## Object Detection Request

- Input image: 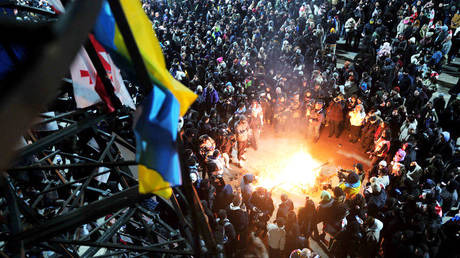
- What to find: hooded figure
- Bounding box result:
[241,174,255,206]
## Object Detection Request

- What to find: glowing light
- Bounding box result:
[255,150,322,195]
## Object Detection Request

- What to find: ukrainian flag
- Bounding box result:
[93,0,196,198]
[134,86,180,198]
[93,0,196,117]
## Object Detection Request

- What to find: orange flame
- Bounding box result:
[255,150,322,194]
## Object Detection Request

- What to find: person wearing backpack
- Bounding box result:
[215,209,237,258]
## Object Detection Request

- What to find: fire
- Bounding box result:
[255,150,322,195]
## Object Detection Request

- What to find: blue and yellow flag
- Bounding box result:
[93,0,196,117]
[93,0,196,198]
[134,86,180,198]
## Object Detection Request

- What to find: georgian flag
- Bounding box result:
[70,34,135,111]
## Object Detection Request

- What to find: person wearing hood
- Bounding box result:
[241,174,255,207]
[316,190,348,241]
[202,83,220,112]
[431,131,455,160]
[298,196,317,241]
[344,16,357,48]
[214,183,234,212]
[405,161,423,186]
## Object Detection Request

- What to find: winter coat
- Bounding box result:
[276,199,295,220]
[215,218,236,245]
[326,101,344,122]
[227,203,249,233]
[203,87,219,106]
[366,218,383,241]
[234,119,250,142]
[399,120,417,142]
[316,199,337,225]
[286,222,301,253]
[215,184,234,212]
[248,192,275,218]
[240,174,254,204]
[406,163,422,183]
[267,223,286,250]
[367,190,387,215]
[345,18,356,32]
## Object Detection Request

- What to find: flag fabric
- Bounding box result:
[93,0,197,117]
[89,34,135,110]
[134,86,181,199]
[69,35,135,111]
[70,47,110,110]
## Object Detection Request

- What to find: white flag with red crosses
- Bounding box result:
[69,35,135,110]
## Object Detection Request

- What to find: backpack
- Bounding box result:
[215,220,233,244]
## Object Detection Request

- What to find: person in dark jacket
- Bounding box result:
[298,197,317,243]
[326,95,344,138]
[361,115,381,152]
[202,83,219,112]
[214,184,234,213]
[285,210,301,256]
[366,183,387,217]
[215,209,237,257]
[227,195,249,250]
[276,193,294,220]
[248,187,275,236]
[325,27,339,55]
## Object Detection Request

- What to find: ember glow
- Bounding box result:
[255,150,322,195]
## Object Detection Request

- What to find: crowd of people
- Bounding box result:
[141,0,460,257]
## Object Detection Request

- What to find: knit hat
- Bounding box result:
[320,190,331,202]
